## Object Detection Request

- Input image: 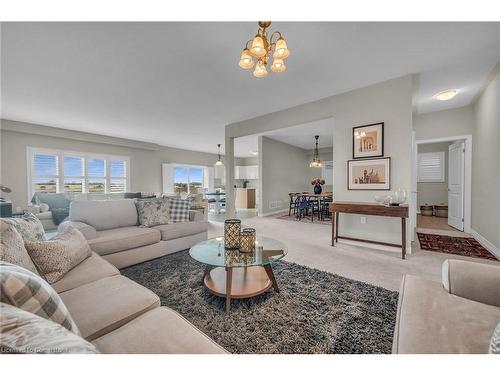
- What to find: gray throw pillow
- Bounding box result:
[1,212,46,242]
[135,198,170,227]
[24,227,91,284]
[168,198,191,223]
[0,303,98,354]
[490,322,500,354]
[0,222,39,275]
[0,262,80,334]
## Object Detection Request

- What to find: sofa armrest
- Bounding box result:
[189,210,204,222]
[442,259,500,307]
[58,221,98,240]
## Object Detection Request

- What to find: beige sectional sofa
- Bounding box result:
[393,259,500,354]
[60,199,208,269]
[51,251,226,353]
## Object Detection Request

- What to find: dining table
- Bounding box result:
[293,192,333,221]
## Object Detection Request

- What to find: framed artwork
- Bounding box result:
[352,122,384,159]
[347,157,390,190]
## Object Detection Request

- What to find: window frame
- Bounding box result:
[417,151,445,183]
[172,163,205,194]
[27,147,130,201]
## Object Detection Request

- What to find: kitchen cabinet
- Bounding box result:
[235,188,256,209]
[234,165,259,180]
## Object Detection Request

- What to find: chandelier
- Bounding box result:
[238,21,290,78]
[309,135,322,168]
[214,144,223,166]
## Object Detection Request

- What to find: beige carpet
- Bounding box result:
[208,216,497,292]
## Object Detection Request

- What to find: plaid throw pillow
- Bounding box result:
[168,198,191,223]
[0,262,80,335]
[1,303,98,354]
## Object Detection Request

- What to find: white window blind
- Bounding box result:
[28,147,130,199]
[418,152,445,182]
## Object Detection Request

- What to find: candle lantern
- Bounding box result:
[224,219,241,250]
[239,228,256,253]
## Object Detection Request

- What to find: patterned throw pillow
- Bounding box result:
[135,198,170,227]
[490,322,500,354]
[168,198,191,223]
[24,228,91,284]
[0,222,39,275]
[1,212,46,242]
[0,303,98,354]
[0,262,80,334]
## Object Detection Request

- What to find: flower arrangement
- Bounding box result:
[311,178,325,186]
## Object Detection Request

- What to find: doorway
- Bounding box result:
[412,135,472,235]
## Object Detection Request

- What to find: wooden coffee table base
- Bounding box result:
[203,266,278,312]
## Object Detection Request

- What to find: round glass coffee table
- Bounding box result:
[189,236,287,312]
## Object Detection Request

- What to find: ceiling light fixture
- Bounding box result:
[214,144,223,166]
[309,135,322,168]
[250,150,258,156]
[239,21,290,78]
[434,90,458,101]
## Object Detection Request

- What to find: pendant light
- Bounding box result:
[214,144,223,166]
[309,135,322,168]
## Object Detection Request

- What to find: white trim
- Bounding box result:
[414,134,472,234]
[470,229,500,260]
[27,146,130,201]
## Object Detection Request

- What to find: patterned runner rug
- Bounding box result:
[417,232,498,261]
[122,250,398,354]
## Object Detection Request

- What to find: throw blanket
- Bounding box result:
[31,193,71,225]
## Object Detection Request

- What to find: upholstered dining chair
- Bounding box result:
[288,192,300,216]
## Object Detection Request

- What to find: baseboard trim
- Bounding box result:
[470,229,500,260]
[261,209,288,217]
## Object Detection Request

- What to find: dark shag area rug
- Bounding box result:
[121,250,398,354]
[417,232,498,261]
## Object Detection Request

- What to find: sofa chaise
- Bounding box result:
[51,251,225,353]
[59,199,208,269]
[393,259,500,353]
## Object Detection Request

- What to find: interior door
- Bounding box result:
[448,141,465,231]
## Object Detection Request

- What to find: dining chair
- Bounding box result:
[295,195,314,222]
[288,193,299,216]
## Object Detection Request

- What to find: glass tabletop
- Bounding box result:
[189,236,287,268]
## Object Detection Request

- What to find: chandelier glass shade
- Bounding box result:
[239,21,290,78]
[309,135,322,168]
[214,144,223,166]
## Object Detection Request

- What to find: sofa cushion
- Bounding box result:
[88,226,161,256]
[1,212,46,242]
[25,227,92,284]
[0,262,80,334]
[0,303,98,354]
[153,220,208,241]
[92,307,226,354]
[393,275,500,354]
[0,222,39,275]
[51,252,120,293]
[70,199,138,231]
[36,211,53,220]
[59,275,160,341]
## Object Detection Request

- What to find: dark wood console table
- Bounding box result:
[329,201,409,259]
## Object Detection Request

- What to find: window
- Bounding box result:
[173,165,204,194]
[418,152,445,182]
[28,148,129,199]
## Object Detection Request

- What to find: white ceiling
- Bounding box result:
[2,22,499,157]
[235,118,334,157]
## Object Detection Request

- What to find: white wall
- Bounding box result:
[227,75,414,246]
[259,136,312,215]
[0,119,221,209]
[471,64,500,249]
[416,142,452,208]
[414,105,475,140]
